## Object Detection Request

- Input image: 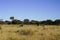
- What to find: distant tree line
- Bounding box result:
[0,16,60,25]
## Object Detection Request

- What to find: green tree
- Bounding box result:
[23,19,30,24]
[12,19,22,24]
[10,16,14,21]
[40,21,46,25]
[45,20,53,25]
[54,19,60,25]
[5,20,11,24]
[40,20,53,25]
[30,20,39,25]
[10,16,14,24]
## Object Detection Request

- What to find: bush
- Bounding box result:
[17,29,33,35]
[19,24,23,27]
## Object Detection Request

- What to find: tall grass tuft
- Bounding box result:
[0,26,2,30]
[17,29,33,35]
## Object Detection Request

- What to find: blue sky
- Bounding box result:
[0,0,60,21]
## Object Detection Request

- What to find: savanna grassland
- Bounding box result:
[0,25,60,40]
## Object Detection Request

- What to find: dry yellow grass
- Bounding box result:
[0,25,60,40]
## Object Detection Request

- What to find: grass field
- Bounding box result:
[0,25,60,40]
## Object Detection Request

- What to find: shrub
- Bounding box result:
[17,29,33,35]
[19,24,23,27]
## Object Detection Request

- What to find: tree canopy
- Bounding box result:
[0,16,60,25]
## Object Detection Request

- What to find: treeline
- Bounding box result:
[0,16,60,25]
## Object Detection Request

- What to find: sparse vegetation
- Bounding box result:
[0,17,60,40]
[0,25,60,40]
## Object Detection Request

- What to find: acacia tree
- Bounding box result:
[10,16,14,24]
[10,16,14,20]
